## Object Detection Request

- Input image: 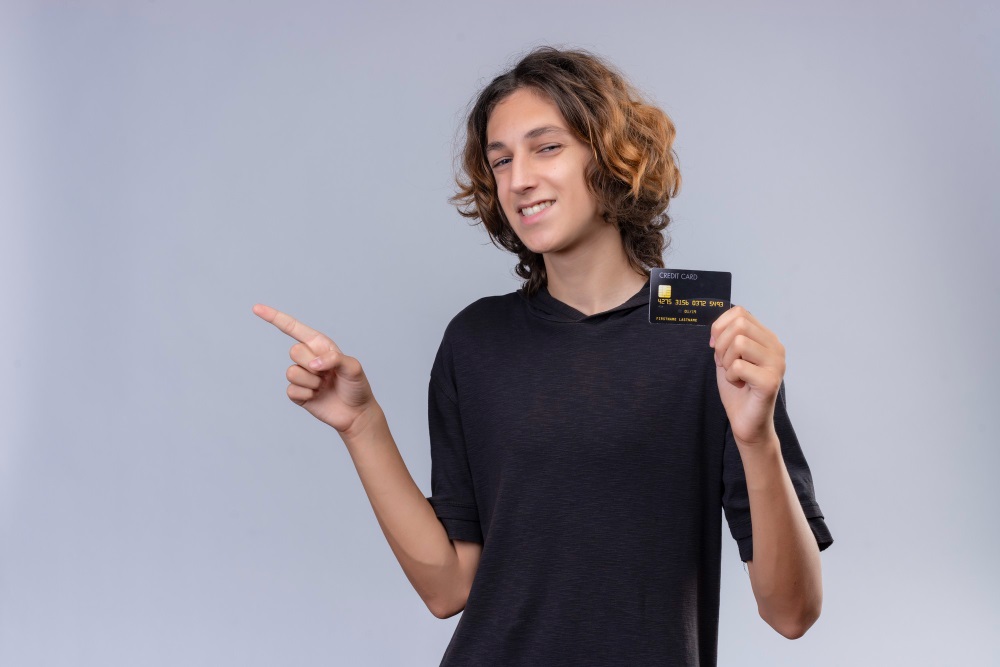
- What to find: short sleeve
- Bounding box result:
[722,383,834,562]
[425,342,483,544]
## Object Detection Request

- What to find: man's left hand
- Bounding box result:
[709,306,786,448]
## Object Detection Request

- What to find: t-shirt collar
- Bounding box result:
[523,279,650,323]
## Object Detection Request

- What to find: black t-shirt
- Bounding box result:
[426,282,832,666]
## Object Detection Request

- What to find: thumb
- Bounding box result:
[308,349,364,379]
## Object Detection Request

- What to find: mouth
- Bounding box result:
[518,200,554,217]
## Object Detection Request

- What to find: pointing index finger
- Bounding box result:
[253,303,327,347]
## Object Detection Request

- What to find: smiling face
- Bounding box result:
[485,87,606,258]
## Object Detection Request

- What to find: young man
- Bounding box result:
[256,47,832,666]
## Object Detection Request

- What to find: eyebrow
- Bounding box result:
[485,125,567,154]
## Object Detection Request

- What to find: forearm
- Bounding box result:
[740,434,823,639]
[340,403,468,617]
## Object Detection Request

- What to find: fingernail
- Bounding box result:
[309,358,322,369]
[709,335,715,347]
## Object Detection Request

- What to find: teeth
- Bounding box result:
[520,201,553,216]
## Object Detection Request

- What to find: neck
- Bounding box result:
[542,224,648,316]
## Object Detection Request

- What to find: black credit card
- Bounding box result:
[649,268,732,326]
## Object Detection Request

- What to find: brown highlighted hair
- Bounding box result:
[451,46,681,296]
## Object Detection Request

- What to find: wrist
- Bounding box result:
[340,401,387,447]
[734,426,780,453]
[736,435,789,493]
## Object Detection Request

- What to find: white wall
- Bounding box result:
[2,0,998,664]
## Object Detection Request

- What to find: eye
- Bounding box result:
[539,144,562,153]
[491,157,511,169]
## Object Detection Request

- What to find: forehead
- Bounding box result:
[486,88,568,142]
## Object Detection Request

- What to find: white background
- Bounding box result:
[2,1,997,664]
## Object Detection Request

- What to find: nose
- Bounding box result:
[509,153,537,194]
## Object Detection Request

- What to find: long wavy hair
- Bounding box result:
[451,47,681,296]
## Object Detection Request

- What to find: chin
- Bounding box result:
[520,241,558,257]
[513,230,559,256]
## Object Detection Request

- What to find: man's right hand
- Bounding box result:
[254,304,481,618]
[253,304,377,437]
